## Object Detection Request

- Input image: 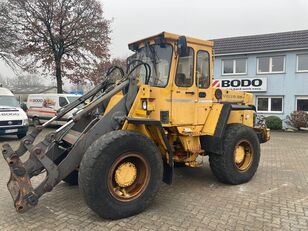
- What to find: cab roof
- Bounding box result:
[128,32,214,51]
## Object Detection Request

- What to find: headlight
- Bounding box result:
[142,100,147,110]
[23,119,29,126]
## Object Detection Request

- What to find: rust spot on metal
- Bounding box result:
[34,148,41,155]
[35,126,43,132]
[4,151,36,213]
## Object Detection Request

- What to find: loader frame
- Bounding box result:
[2,32,270,216]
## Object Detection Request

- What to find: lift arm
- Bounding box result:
[1,68,140,213]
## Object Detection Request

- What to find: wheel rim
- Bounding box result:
[108,152,150,202]
[233,140,254,172]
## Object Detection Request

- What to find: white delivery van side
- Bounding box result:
[27,94,80,126]
[0,87,29,138]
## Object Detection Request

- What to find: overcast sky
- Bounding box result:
[1,0,308,79]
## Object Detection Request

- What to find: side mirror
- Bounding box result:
[20,103,28,112]
[177,36,188,57]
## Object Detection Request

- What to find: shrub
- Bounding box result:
[265,116,282,130]
[286,111,308,130]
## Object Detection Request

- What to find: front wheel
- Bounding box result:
[17,132,27,139]
[79,130,163,219]
[209,124,260,185]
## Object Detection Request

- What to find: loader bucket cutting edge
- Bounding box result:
[3,144,37,213]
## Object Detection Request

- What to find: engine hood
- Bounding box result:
[0,106,28,120]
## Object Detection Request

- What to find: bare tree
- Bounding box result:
[3,0,111,93]
[89,57,127,85]
[111,58,127,71]
[0,2,20,69]
[15,74,46,87]
[0,73,7,87]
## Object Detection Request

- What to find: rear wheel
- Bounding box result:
[32,117,40,127]
[79,130,163,219]
[209,124,260,185]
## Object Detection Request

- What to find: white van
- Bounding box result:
[27,94,81,126]
[0,87,29,138]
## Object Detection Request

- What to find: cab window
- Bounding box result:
[175,48,194,87]
[128,44,173,87]
[59,97,68,107]
[196,51,210,88]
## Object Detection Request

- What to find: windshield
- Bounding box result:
[0,96,19,108]
[128,44,173,87]
[67,96,83,109]
[67,96,80,103]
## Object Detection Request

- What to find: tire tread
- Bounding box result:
[79,130,163,219]
[209,124,260,185]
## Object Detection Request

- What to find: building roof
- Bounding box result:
[213,30,308,56]
[10,86,58,94]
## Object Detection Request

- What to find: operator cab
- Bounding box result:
[128,32,213,90]
[127,32,214,126]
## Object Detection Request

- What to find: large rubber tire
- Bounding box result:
[79,130,163,219]
[209,124,260,185]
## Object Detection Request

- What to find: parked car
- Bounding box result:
[0,87,28,138]
[27,94,81,126]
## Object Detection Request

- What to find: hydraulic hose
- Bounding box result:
[127,60,151,84]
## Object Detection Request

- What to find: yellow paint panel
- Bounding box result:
[179,136,201,153]
[227,110,254,127]
[104,93,123,114]
[201,104,223,135]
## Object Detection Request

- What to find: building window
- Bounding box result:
[257,96,283,113]
[222,59,247,75]
[296,97,308,112]
[257,56,285,74]
[297,54,308,72]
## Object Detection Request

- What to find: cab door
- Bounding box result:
[196,50,212,125]
[171,48,197,125]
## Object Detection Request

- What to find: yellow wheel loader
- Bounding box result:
[2,32,270,219]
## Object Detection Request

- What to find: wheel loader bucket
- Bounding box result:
[1,66,138,214]
[3,144,37,213]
